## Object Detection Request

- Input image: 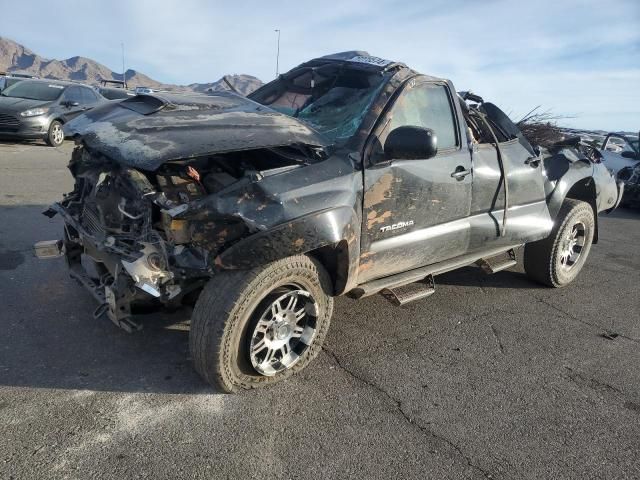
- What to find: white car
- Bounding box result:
[134,86,156,94]
[599,132,639,174]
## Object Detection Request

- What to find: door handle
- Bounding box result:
[451,166,472,180]
[525,156,541,167]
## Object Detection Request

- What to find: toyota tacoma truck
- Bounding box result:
[40,51,623,392]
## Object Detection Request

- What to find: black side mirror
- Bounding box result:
[384,126,438,160]
[62,100,79,107]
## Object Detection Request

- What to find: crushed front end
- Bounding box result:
[46,146,217,331]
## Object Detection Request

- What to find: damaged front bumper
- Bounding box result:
[39,199,208,332]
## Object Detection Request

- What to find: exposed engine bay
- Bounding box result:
[48,143,315,330]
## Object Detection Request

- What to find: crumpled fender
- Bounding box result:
[214,206,360,294]
[544,152,595,219]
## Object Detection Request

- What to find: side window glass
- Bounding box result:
[388,83,458,150]
[63,87,82,104]
[81,88,97,104]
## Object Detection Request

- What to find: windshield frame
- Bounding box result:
[0,80,66,101]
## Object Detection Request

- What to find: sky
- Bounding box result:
[1,0,638,131]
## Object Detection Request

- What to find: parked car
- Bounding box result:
[96,79,135,100]
[599,132,639,173]
[0,76,22,92]
[617,163,640,208]
[40,51,623,392]
[96,86,135,100]
[0,79,107,146]
[598,132,640,208]
[0,72,37,92]
[134,86,156,94]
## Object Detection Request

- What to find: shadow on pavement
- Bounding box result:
[436,264,545,290]
[0,204,218,395]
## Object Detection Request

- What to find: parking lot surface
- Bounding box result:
[1,140,639,479]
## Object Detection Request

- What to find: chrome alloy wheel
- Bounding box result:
[51,123,64,145]
[248,286,318,376]
[559,221,586,270]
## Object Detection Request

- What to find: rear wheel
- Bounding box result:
[46,120,64,147]
[524,199,595,287]
[189,255,333,392]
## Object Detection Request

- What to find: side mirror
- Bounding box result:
[384,126,438,160]
[621,151,639,160]
[62,100,79,108]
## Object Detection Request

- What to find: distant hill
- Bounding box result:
[0,36,263,95]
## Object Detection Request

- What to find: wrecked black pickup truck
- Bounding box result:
[40,51,623,392]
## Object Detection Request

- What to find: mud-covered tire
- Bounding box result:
[189,255,334,393]
[46,120,64,147]
[524,199,595,287]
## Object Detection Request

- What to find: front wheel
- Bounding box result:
[189,255,334,392]
[524,199,595,287]
[46,120,64,147]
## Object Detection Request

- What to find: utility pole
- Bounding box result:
[274,29,281,78]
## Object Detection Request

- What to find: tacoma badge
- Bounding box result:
[380,220,414,233]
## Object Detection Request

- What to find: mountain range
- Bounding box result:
[0,36,263,95]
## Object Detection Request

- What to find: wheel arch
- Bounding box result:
[549,175,599,244]
[214,206,360,295]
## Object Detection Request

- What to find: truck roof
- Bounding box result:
[307,51,443,82]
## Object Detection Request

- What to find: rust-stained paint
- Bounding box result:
[363,173,393,208]
[366,210,392,229]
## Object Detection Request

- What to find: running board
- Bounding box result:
[381,275,435,306]
[476,248,517,274]
[350,244,522,299]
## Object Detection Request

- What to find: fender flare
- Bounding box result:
[214,206,360,294]
[545,160,599,242]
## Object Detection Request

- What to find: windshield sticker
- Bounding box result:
[48,84,64,89]
[349,55,392,67]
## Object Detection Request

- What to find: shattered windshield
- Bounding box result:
[250,64,387,143]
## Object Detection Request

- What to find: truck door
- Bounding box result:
[359,79,472,283]
[467,103,552,251]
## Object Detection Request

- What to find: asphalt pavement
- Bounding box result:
[1,140,639,479]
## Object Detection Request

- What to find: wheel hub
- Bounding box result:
[248,288,318,376]
[273,321,291,341]
[559,221,586,270]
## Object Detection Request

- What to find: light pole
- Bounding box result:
[121,42,126,86]
[274,29,281,78]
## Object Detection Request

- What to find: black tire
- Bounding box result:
[524,199,595,287]
[189,255,334,393]
[46,120,64,147]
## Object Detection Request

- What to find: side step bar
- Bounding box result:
[476,248,517,274]
[381,275,435,306]
[351,244,522,299]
